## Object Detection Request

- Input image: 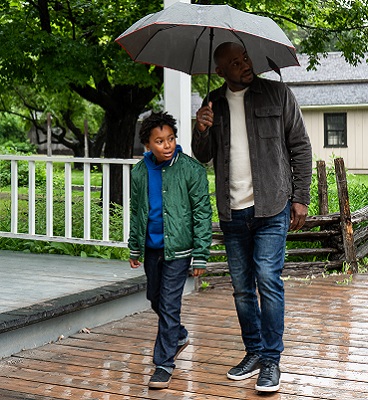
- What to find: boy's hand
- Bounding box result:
[192,268,206,277]
[195,101,213,132]
[129,258,141,268]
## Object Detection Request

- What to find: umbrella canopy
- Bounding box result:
[115,2,299,77]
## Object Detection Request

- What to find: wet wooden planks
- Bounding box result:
[0,274,367,399]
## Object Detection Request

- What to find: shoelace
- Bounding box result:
[237,354,258,368]
[259,362,277,379]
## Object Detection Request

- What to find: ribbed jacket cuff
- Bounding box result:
[192,258,207,269]
[129,250,140,259]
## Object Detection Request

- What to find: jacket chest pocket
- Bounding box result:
[254,106,282,139]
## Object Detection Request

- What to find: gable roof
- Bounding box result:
[263,52,368,107]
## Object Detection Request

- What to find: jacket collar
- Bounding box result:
[143,144,182,168]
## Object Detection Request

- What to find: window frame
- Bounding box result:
[324,112,347,148]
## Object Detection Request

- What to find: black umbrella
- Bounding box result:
[116,3,298,94]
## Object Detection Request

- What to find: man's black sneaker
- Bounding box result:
[255,360,281,392]
[174,339,189,360]
[148,368,172,389]
[227,353,261,380]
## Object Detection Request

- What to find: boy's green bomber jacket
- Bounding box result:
[128,152,213,269]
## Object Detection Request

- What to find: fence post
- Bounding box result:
[334,157,358,273]
[47,113,52,157]
[84,119,89,158]
[317,160,329,215]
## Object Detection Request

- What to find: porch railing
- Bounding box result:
[0,155,138,247]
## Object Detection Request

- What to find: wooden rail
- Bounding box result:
[205,157,368,285]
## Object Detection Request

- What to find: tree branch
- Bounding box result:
[256,11,368,33]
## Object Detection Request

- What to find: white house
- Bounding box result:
[192,52,368,174]
[265,52,368,174]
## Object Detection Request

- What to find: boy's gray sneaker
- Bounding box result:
[227,353,261,380]
[255,360,281,392]
[148,368,172,389]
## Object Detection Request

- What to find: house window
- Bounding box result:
[324,113,347,147]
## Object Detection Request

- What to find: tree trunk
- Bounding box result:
[104,109,138,205]
[70,70,163,206]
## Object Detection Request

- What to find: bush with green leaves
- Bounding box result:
[0,114,27,143]
[0,144,45,187]
[0,189,130,260]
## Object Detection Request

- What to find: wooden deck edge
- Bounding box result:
[0,275,147,334]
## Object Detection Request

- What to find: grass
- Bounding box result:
[0,163,367,265]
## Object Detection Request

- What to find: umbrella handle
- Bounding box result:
[206,27,214,105]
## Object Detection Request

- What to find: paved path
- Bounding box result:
[0,250,143,313]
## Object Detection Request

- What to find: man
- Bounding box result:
[192,42,312,393]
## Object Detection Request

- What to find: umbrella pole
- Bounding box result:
[206,27,214,105]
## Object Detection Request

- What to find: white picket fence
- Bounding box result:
[0,155,138,247]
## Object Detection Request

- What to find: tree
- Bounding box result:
[0,0,164,204]
[224,0,368,69]
[0,85,106,158]
[1,0,368,204]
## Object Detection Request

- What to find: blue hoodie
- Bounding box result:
[143,145,182,249]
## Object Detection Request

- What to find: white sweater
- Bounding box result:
[226,87,254,210]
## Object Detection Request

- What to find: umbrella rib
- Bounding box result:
[133,25,178,62]
[229,30,247,50]
[189,26,208,74]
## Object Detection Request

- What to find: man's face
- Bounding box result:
[215,44,254,92]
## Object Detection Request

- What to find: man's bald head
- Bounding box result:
[213,42,246,66]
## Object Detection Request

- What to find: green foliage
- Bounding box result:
[309,157,368,215]
[0,140,37,154]
[0,145,45,187]
[200,280,211,290]
[0,113,27,142]
[226,0,368,69]
[0,189,130,259]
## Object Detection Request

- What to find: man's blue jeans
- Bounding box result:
[144,248,190,372]
[220,202,290,363]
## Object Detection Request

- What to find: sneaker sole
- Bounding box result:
[148,377,172,389]
[227,368,260,381]
[255,380,281,392]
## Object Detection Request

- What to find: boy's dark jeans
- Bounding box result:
[144,247,190,371]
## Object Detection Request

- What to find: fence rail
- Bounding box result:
[204,157,368,286]
[0,155,138,247]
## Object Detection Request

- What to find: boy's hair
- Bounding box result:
[139,112,178,145]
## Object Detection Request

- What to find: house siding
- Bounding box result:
[302,107,368,173]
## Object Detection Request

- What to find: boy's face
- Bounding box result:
[146,124,177,163]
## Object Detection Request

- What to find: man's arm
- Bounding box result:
[283,86,313,209]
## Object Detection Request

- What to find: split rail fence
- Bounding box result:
[207,157,368,284]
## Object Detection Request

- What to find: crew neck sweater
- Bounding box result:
[226,87,254,209]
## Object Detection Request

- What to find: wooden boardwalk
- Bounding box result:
[0,273,367,399]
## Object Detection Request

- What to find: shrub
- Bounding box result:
[0,144,45,187]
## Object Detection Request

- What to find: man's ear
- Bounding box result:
[215,66,224,78]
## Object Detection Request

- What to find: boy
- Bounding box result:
[128,112,212,389]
